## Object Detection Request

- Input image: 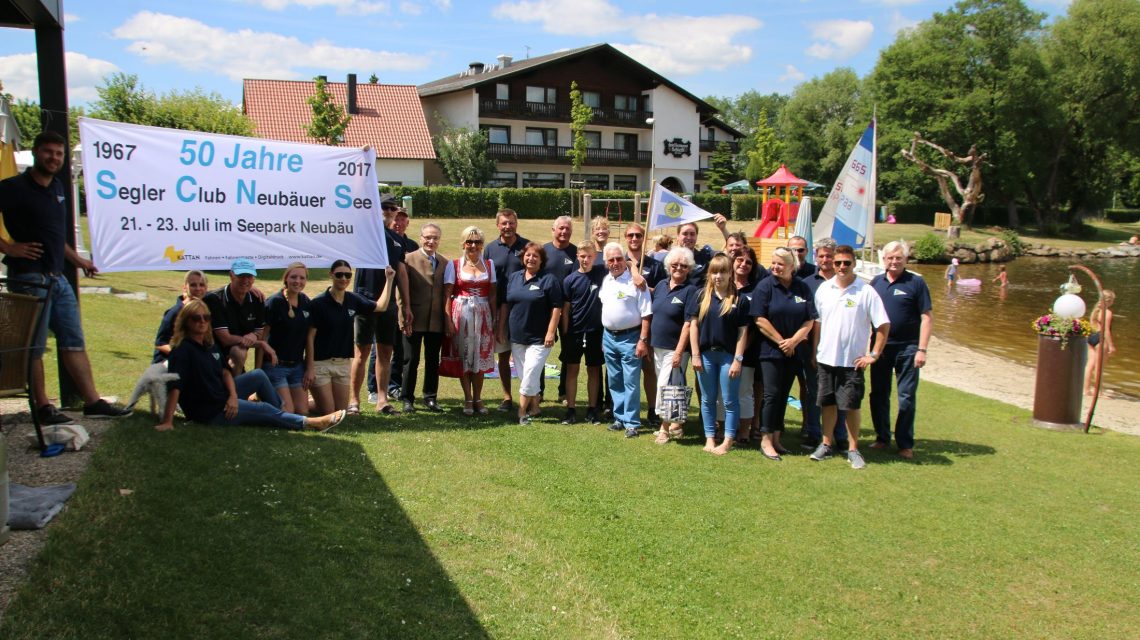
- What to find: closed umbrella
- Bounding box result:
[793,197,814,266]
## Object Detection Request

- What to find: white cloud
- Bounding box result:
[805,19,873,60]
[492,2,762,75]
[780,64,805,83]
[64,13,81,23]
[399,1,423,14]
[251,0,389,15]
[492,0,626,35]
[432,0,452,8]
[111,12,431,81]
[879,0,923,6]
[0,52,118,103]
[889,10,919,34]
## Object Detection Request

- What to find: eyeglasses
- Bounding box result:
[464,239,484,246]
[669,263,691,270]
[332,272,353,280]
[188,313,211,323]
[626,233,643,238]
[834,260,853,267]
[792,247,807,253]
[422,236,440,242]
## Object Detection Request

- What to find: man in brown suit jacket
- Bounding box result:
[397,223,447,411]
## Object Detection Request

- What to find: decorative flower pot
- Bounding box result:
[1032,335,1087,430]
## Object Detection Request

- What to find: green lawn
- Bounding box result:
[4,249,1139,638]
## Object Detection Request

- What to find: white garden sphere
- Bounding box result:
[1053,293,1086,319]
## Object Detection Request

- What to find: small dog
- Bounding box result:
[126,363,180,415]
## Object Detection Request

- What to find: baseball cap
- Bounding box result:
[231,258,257,276]
[379,193,398,208]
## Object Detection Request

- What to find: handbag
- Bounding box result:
[659,367,693,424]
[438,334,463,378]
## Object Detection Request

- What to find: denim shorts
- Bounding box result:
[9,272,86,356]
[263,361,305,389]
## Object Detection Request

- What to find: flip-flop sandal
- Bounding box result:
[318,409,347,433]
[346,403,360,415]
[654,430,671,445]
[379,405,398,415]
[668,426,685,440]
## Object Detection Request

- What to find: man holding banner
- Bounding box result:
[0,131,131,423]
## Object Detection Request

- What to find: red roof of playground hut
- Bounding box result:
[756,164,809,187]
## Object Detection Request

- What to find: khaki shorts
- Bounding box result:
[312,358,351,387]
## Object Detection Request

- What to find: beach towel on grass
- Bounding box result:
[7,482,76,530]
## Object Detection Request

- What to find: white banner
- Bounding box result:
[79,118,389,272]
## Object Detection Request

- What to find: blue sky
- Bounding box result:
[0,0,1068,107]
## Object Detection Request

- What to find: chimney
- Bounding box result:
[347,73,358,115]
[318,75,327,83]
[469,61,485,74]
[497,54,513,68]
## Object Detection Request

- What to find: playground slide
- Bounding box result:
[754,220,781,238]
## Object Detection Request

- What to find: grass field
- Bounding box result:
[2,216,1139,638]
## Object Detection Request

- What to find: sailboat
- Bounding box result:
[812,118,882,280]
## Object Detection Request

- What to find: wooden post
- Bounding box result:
[582,193,592,245]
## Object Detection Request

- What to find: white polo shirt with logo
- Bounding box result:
[599,268,652,332]
[814,276,890,368]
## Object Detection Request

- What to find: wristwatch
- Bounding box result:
[733,354,744,362]
[868,352,879,359]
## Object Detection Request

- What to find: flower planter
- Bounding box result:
[1032,335,1087,430]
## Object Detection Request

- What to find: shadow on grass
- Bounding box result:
[346,404,516,433]
[0,420,489,639]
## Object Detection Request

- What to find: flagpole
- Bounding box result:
[640,180,657,276]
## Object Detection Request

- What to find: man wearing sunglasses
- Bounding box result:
[797,238,846,451]
[787,235,816,280]
[810,245,890,470]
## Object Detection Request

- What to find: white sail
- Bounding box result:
[813,119,876,249]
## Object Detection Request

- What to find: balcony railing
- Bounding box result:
[487,143,651,167]
[480,99,653,127]
[695,169,710,181]
[699,139,740,153]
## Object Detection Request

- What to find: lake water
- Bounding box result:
[907,257,1139,399]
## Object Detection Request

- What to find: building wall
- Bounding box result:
[647,85,699,189]
[421,91,478,135]
[377,159,426,186]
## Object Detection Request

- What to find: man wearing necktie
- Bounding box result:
[396,223,448,412]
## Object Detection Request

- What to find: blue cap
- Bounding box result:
[231,259,257,276]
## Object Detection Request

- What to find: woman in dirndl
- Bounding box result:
[444,225,497,415]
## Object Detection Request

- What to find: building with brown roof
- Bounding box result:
[243,75,435,186]
[418,43,742,193]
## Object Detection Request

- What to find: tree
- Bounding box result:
[368,74,379,84]
[704,142,739,191]
[567,81,593,174]
[433,125,495,187]
[900,133,987,225]
[744,107,782,183]
[306,76,351,145]
[89,72,254,136]
[778,68,864,185]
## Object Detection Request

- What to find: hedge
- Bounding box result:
[886,202,1020,227]
[1104,208,1140,223]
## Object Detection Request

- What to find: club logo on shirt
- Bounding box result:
[671,297,684,304]
[302,310,310,318]
[564,258,574,265]
[844,298,856,308]
[616,291,628,300]
[57,195,66,204]
[893,289,908,296]
[590,284,598,291]
[529,284,541,291]
[348,309,356,317]
[794,296,806,304]
[213,353,221,361]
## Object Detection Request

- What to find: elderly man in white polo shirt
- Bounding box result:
[599,242,652,438]
[810,244,890,470]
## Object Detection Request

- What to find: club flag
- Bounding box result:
[647,182,714,231]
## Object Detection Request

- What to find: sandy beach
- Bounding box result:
[922,334,1138,436]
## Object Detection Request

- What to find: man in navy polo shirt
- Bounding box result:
[0,131,131,423]
[869,241,932,459]
[788,235,816,279]
[203,259,274,375]
[485,208,529,411]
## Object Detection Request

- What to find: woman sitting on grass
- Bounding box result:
[152,270,208,364]
[156,299,345,432]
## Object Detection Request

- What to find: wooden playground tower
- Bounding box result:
[749,164,809,262]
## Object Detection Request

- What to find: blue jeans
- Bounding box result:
[603,330,642,428]
[697,350,741,439]
[209,369,305,430]
[870,343,920,450]
[798,361,822,440]
[9,272,86,356]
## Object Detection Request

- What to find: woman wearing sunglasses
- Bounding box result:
[156,299,345,432]
[307,260,394,416]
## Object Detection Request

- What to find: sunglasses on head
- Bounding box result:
[332,272,353,280]
[834,259,854,267]
[188,313,211,323]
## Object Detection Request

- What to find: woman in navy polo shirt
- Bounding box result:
[687,254,750,455]
[263,262,312,415]
[720,248,762,445]
[153,270,208,364]
[649,246,697,444]
[503,242,563,425]
[751,247,818,460]
[156,299,345,433]
[307,260,394,416]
